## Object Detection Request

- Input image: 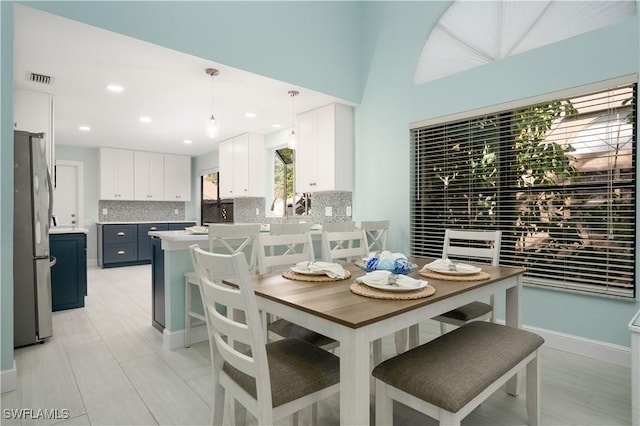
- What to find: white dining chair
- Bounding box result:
[408,229,502,346]
[360,220,389,252]
[257,231,338,349]
[321,229,368,263]
[257,232,315,274]
[190,246,340,426]
[184,223,261,347]
[322,221,356,232]
[269,222,313,235]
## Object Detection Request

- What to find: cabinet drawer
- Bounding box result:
[138,223,169,234]
[103,243,137,264]
[103,224,137,244]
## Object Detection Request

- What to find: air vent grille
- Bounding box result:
[28,72,52,85]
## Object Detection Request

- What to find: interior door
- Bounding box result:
[53,160,83,228]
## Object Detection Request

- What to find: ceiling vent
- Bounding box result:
[27,72,53,85]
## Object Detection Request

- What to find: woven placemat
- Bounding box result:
[282,269,352,282]
[418,269,490,281]
[350,281,435,300]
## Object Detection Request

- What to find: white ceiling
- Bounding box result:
[13,4,349,157]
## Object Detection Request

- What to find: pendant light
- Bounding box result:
[287,90,299,149]
[206,68,220,139]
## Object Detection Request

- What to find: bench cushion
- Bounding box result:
[372,321,544,413]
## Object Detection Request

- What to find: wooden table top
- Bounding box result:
[232,257,525,329]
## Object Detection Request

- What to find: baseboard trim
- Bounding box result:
[163,324,208,351]
[163,321,632,368]
[522,324,631,368]
[1,361,17,393]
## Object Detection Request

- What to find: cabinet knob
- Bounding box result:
[150,227,157,231]
[117,250,125,255]
[117,232,126,236]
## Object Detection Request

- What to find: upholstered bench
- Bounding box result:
[372,321,544,426]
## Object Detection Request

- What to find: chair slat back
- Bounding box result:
[190,246,272,408]
[322,221,356,232]
[257,232,315,274]
[443,229,502,266]
[360,220,390,252]
[322,229,368,262]
[269,222,313,235]
[208,224,261,274]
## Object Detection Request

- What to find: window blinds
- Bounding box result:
[410,83,636,297]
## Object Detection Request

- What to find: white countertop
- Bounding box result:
[96,220,196,225]
[49,227,89,234]
[149,224,323,251]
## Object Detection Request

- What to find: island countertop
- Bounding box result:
[148,230,209,250]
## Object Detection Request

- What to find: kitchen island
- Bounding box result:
[148,226,322,349]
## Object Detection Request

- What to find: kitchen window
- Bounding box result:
[201,170,233,224]
[410,80,637,298]
[270,147,311,217]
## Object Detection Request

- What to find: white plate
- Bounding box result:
[289,266,326,276]
[424,262,481,275]
[361,278,428,292]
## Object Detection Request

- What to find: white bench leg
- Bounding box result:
[408,324,420,348]
[394,329,407,353]
[375,380,393,426]
[438,408,460,426]
[526,351,540,426]
[373,339,383,365]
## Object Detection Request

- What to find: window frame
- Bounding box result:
[410,76,637,299]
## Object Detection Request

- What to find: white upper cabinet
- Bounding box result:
[100,148,134,200]
[219,133,264,198]
[295,103,353,193]
[134,151,164,200]
[14,88,55,176]
[164,154,191,201]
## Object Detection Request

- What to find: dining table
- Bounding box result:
[225,257,525,426]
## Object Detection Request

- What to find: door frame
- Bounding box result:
[54,160,84,229]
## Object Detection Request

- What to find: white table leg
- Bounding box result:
[340,330,370,426]
[505,275,523,395]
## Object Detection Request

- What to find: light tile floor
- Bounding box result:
[1,264,632,425]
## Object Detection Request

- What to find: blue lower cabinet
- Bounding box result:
[50,233,87,311]
[138,223,169,261]
[99,222,194,268]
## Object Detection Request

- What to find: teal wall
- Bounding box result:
[1,1,15,372]
[2,2,639,374]
[352,2,639,346]
[20,1,367,104]
[55,145,100,262]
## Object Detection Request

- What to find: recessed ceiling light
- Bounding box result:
[183,139,193,144]
[245,113,257,118]
[272,124,282,128]
[106,84,124,92]
[78,125,91,131]
[139,116,152,123]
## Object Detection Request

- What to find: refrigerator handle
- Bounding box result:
[46,166,54,229]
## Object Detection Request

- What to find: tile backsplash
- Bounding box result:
[98,200,185,222]
[234,192,352,224]
[98,192,352,224]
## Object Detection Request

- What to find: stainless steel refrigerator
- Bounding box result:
[14,130,54,347]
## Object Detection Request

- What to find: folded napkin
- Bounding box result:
[295,261,346,278]
[425,259,481,273]
[362,270,426,289]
